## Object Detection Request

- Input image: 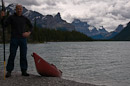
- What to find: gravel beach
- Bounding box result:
[0,71,105,86]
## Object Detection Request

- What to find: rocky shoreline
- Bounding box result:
[0,71,105,86]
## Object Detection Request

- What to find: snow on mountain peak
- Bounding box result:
[88,26,95,31]
[73,19,81,23]
[23,10,31,16]
[8,3,17,9]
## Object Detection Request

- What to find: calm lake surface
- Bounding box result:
[0,42,130,86]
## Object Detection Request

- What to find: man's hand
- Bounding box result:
[22,32,31,38]
[0,11,5,18]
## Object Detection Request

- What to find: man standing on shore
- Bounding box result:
[0,4,33,77]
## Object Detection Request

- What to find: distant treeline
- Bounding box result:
[0,25,93,43]
[30,27,93,43]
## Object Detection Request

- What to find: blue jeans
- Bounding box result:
[6,38,28,72]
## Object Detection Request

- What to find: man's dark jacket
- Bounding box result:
[2,13,33,38]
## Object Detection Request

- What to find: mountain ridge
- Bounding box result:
[112,22,130,41]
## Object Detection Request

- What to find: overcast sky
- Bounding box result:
[3,0,130,31]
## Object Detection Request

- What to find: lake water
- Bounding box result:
[0,42,130,86]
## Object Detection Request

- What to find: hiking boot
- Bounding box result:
[6,71,11,78]
[22,71,29,76]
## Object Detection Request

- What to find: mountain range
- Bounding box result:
[5,4,75,31]
[0,3,128,40]
[71,19,124,39]
[112,22,130,41]
[72,19,109,39]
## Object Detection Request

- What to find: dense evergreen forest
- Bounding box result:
[0,25,93,43]
[30,27,93,42]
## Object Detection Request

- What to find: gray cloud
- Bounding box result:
[4,0,130,31]
[42,0,57,6]
[63,0,130,31]
[4,0,39,6]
